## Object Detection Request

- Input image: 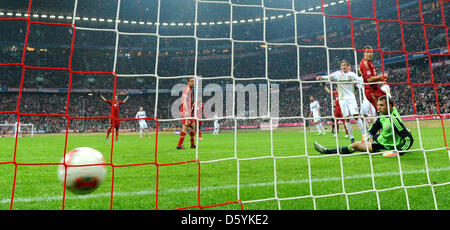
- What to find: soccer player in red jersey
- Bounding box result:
[101,94,129,141]
[324,85,348,137]
[359,45,389,108]
[177,77,196,149]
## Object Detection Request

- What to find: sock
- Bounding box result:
[198,130,202,138]
[115,128,119,140]
[190,131,195,145]
[140,130,143,138]
[356,118,366,136]
[178,131,186,147]
[320,123,325,132]
[363,118,370,135]
[343,121,348,135]
[345,121,353,138]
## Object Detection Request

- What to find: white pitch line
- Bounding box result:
[1,166,449,204]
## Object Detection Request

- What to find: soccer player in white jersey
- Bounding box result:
[309,96,325,135]
[316,60,366,143]
[135,106,150,139]
[213,113,220,135]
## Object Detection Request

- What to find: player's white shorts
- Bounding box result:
[339,99,359,117]
[214,122,220,129]
[139,120,148,129]
[360,99,376,117]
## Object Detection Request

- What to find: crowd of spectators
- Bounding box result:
[0,0,448,134]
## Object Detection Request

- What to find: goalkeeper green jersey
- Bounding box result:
[368,107,414,151]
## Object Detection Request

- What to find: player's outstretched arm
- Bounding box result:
[100,95,107,102]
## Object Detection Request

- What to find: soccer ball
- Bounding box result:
[57,147,107,195]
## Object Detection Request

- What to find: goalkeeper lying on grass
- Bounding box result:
[314,95,414,156]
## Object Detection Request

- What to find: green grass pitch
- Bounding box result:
[0,120,449,210]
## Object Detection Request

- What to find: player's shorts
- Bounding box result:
[339,99,359,117]
[334,104,343,118]
[197,121,203,127]
[214,123,220,128]
[182,118,195,126]
[110,118,120,128]
[361,99,376,117]
[365,88,386,108]
[139,120,148,129]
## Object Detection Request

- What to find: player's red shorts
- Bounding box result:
[197,121,203,127]
[365,88,386,108]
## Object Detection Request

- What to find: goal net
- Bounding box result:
[0,0,448,210]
